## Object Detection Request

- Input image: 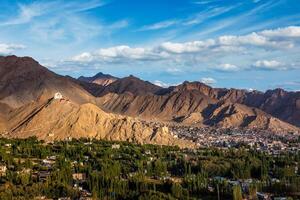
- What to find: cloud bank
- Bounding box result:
[69,26,300,72]
[0,43,25,55]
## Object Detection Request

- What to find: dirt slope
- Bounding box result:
[0,55,95,108]
[78,72,118,86]
[7,98,194,148]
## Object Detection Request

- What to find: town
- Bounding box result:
[171,125,300,155]
[0,137,299,199]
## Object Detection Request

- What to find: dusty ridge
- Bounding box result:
[0,55,95,108]
[6,98,194,148]
[78,72,118,86]
[96,82,300,133]
[0,55,299,138]
[95,75,163,96]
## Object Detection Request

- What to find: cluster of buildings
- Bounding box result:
[171,126,300,154]
[1,144,92,200]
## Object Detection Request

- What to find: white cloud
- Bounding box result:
[153,80,170,88]
[158,27,297,55]
[200,77,216,85]
[0,43,26,55]
[217,32,293,49]
[1,0,106,26]
[72,52,93,62]
[253,60,286,70]
[261,26,300,38]
[108,20,129,30]
[153,80,183,87]
[139,4,238,31]
[72,45,169,63]
[68,26,300,72]
[139,20,179,31]
[159,40,215,54]
[0,0,126,45]
[183,6,238,26]
[192,0,218,5]
[1,2,46,26]
[214,63,239,72]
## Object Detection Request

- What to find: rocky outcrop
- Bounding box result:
[1,55,299,138]
[0,55,95,108]
[7,98,194,148]
[78,72,118,86]
[202,102,299,132]
[96,81,300,131]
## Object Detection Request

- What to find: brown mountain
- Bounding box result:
[0,115,7,132]
[0,102,11,132]
[96,81,300,132]
[77,75,163,97]
[201,102,298,132]
[78,72,118,86]
[238,89,300,127]
[96,81,225,121]
[97,75,163,96]
[0,56,194,147]
[1,55,298,139]
[205,87,300,127]
[97,87,217,121]
[66,75,105,99]
[6,97,193,148]
[0,55,95,109]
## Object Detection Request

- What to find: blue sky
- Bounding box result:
[0,0,300,91]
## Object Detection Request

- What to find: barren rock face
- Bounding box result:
[0,55,95,108]
[0,55,299,144]
[7,98,194,148]
[96,88,299,133]
[0,115,7,132]
[201,102,299,133]
[78,72,118,86]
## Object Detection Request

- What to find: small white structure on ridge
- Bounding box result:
[112,144,120,149]
[54,92,63,100]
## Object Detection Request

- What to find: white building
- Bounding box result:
[54,92,63,100]
[0,165,7,176]
[112,144,120,149]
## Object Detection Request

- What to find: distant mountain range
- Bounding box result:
[77,73,300,130]
[0,55,299,144]
[78,72,118,86]
[94,80,299,132]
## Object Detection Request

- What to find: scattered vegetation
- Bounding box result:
[0,137,299,199]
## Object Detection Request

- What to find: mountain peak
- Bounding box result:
[94,72,116,79]
[78,72,118,86]
[125,74,140,80]
[0,55,39,64]
[0,55,94,108]
[94,75,162,96]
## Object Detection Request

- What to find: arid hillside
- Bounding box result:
[0,55,299,140]
[5,97,193,148]
[78,72,118,86]
[0,55,95,109]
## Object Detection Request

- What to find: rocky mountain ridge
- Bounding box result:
[0,55,299,143]
[4,96,193,148]
[78,72,118,86]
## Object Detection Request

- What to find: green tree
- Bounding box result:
[232,185,243,200]
[171,183,183,199]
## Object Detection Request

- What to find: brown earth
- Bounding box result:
[6,98,194,148]
[78,72,118,86]
[0,55,95,108]
[0,55,299,142]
